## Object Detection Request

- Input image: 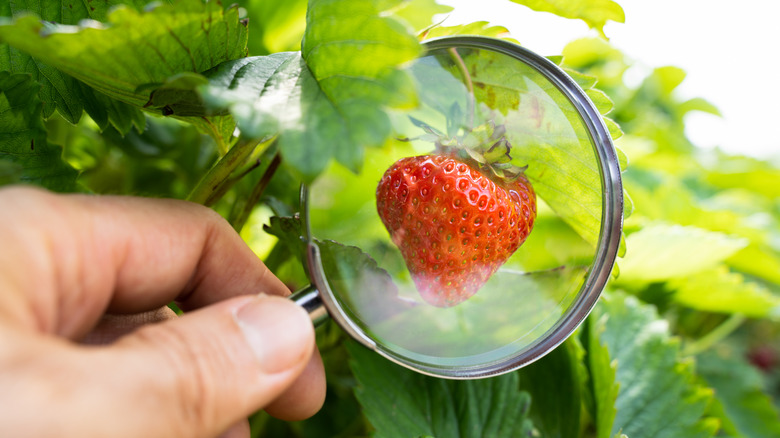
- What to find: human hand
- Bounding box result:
[0,186,326,438]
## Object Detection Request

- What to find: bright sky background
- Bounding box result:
[439,0,780,159]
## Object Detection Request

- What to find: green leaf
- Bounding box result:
[348,341,535,438]
[518,339,584,438]
[53,114,220,198]
[199,0,422,181]
[548,57,566,69]
[604,116,623,140]
[144,72,217,120]
[1,0,154,23]
[652,66,687,96]
[697,349,780,438]
[706,167,780,200]
[563,66,598,89]
[299,0,421,176]
[727,244,780,286]
[621,173,758,241]
[506,101,605,248]
[585,310,619,438]
[508,0,624,36]
[0,72,78,191]
[263,215,306,261]
[184,112,236,155]
[389,0,454,33]
[302,0,421,101]
[0,158,22,185]
[0,0,151,130]
[198,53,296,115]
[594,293,716,438]
[0,41,80,124]
[0,0,248,110]
[203,52,345,178]
[76,82,146,134]
[422,21,517,42]
[238,0,308,55]
[316,239,418,325]
[615,145,628,173]
[265,213,415,324]
[679,97,721,116]
[586,88,614,114]
[669,266,780,319]
[616,223,748,284]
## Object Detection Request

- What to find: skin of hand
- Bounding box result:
[0,186,326,438]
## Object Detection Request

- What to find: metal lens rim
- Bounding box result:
[304,35,624,379]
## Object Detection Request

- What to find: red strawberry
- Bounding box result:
[376,154,536,307]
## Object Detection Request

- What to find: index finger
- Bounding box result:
[0,186,290,338]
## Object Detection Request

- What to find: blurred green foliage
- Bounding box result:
[564,35,780,436]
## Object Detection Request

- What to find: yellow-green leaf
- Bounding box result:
[617,223,748,284]
[422,21,517,42]
[509,0,624,36]
[669,266,780,319]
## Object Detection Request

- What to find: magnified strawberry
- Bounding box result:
[376,122,536,307]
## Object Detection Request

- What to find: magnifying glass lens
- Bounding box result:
[306,38,621,378]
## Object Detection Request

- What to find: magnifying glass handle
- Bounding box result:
[290,284,329,327]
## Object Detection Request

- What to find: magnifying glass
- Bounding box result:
[289,35,623,379]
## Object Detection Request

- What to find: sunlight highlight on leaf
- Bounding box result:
[422,21,517,42]
[386,0,454,33]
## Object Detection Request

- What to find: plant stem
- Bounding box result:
[200,117,229,156]
[187,136,264,205]
[230,152,282,232]
[682,313,746,357]
[203,158,262,207]
[448,47,474,129]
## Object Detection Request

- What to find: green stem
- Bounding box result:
[230,152,283,232]
[186,137,264,205]
[203,158,262,207]
[448,47,474,129]
[201,116,229,156]
[682,313,746,357]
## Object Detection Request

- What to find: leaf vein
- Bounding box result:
[167,26,198,72]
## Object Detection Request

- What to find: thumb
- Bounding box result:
[101,294,315,438]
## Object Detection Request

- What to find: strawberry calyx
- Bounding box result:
[408,116,529,184]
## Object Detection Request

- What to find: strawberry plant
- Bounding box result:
[3,0,780,437]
